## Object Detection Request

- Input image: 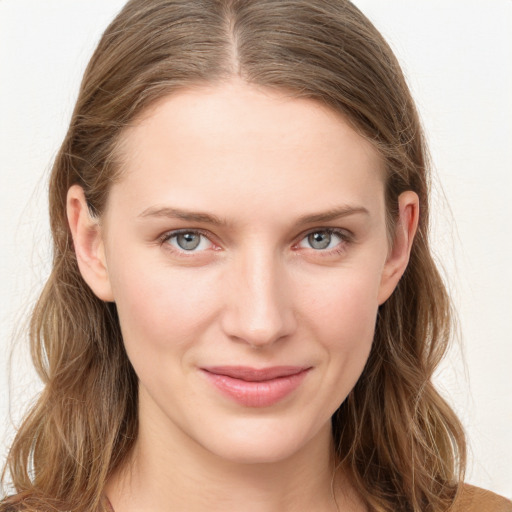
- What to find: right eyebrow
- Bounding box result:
[137,206,231,227]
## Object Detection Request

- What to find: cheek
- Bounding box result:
[301,269,381,343]
[300,270,380,398]
[109,258,220,358]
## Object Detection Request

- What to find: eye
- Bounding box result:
[160,230,213,253]
[297,229,348,251]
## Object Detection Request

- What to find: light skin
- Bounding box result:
[67,79,419,512]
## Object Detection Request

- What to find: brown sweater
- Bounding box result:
[452,484,512,511]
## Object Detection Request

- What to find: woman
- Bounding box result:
[1,1,511,511]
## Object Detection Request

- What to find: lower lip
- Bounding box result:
[202,369,310,407]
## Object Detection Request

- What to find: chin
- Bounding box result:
[209,439,303,465]
[197,417,327,465]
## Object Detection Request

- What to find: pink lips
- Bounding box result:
[201,366,310,407]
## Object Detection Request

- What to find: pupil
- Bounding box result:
[309,231,330,250]
[177,233,200,250]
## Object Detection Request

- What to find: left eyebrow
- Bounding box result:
[293,205,370,227]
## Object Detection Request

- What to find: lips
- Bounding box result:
[201,366,311,407]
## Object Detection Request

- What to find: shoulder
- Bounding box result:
[451,484,512,512]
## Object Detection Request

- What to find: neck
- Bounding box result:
[105,394,364,512]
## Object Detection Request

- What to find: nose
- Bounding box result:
[220,248,297,348]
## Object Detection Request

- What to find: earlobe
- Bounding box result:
[378,191,419,305]
[66,184,114,302]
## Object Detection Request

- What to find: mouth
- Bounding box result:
[200,366,311,407]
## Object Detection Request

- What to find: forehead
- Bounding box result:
[109,79,385,226]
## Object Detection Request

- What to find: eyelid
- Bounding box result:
[294,227,353,253]
[158,227,353,257]
[300,226,353,241]
[158,228,217,254]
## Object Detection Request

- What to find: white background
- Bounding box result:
[0,0,511,499]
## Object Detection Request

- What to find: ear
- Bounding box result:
[67,184,114,302]
[378,191,419,305]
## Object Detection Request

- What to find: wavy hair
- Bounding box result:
[1,1,465,511]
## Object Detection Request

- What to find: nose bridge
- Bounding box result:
[221,242,295,347]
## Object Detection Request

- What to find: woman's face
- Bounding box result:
[72,79,416,464]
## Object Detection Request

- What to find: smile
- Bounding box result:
[201,366,311,407]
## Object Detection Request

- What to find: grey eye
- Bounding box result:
[307,231,333,250]
[176,232,202,251]
[164,230,214,253]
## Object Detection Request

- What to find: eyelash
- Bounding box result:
[158,228,352,258]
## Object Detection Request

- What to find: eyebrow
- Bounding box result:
[138,206,231,226]
[295,205,369,225]
[137,204,369,227]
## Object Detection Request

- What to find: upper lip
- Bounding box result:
[201,366,310,382]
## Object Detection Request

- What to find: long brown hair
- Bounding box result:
[1,1,466,511]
